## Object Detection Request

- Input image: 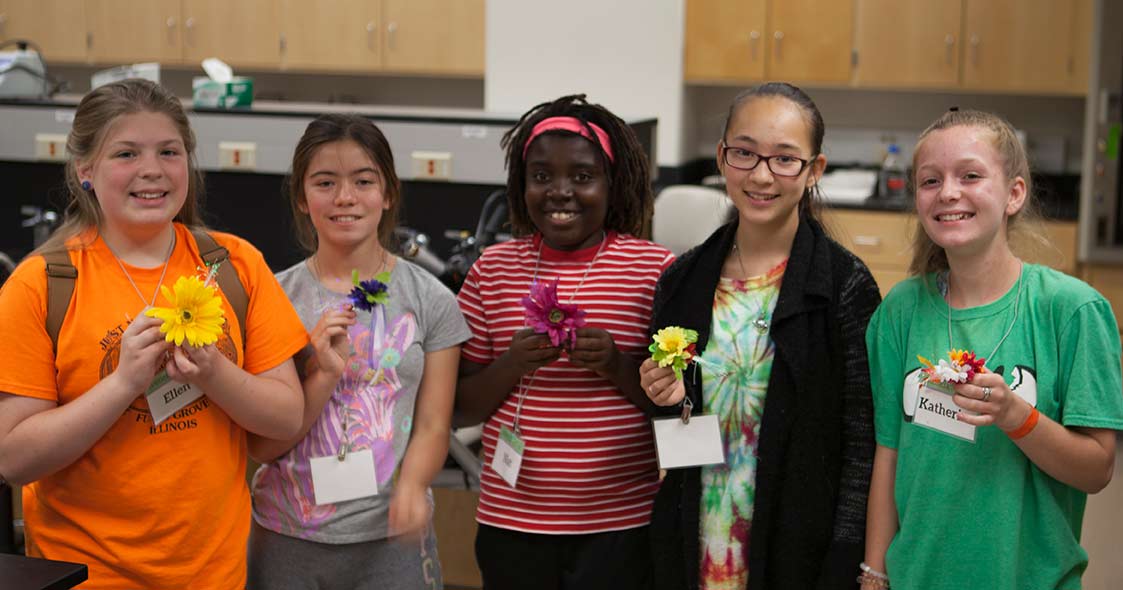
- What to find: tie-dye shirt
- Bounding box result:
[698,261,785,590]
[252,258,469,543]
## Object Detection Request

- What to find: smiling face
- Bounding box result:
[523,133,610,251]
[718,96,825,235]
[913,125,1026,261]
[300,139,389,252]
[78,111,189,242]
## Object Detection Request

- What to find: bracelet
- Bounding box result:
[1005,407,1041,440]
[857,572,890,589]
[859,562,889,580]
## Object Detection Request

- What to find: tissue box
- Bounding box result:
[192,76,253,109]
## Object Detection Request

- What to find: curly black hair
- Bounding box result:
[500,94,652,237]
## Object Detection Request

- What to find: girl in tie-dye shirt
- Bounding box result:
[247,114,469,590]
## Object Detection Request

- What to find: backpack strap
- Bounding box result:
[43,250,78,353]
[189,229,249,345]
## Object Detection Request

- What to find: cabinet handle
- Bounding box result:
[279,32,286,54]
[749,30,760,61]
[0,14,7,30]
[944,33,955,65]
[387,21,398,51]
[773,30,784,61]
[366,21,376,51]
[969,34,979,66]
[166,16,177,45]
[853,235,881,247]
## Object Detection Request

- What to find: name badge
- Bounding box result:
[491,425,525,488]
[145,370,203,426]
[309,449,379,505]
[652,414,725,469]
[913,382,976,443]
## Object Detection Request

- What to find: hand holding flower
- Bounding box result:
[649,326,699,380]
[568,327,621,376]
[309,306,356,378]
[114,314,172,393]
[951,372,1033,431]
[639,358,686,406]
[164,342,229,390]
[522,278,586,349]
[506,328,562,374]
[144,276,226,347]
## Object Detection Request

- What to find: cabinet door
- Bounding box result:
[0,0,87,62]
[280,0,380,72]
[182,0,280,69]
[963,0,1076,94]
[853,0,960,88]
[684,0,766,82]
[382,0,483,76]
[1067,0,1092,94]
[87,0,182,65]
[768,0,853,83]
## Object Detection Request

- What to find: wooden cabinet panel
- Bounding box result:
[963,0,1078,94]
[684,0,766,82]
[0,0,88,62]
[382,0,484,75]
[280,0,380,72]
[87,0,182,64]
[853,0,961,88]
[182,0,279,69]
[1015,220,1078,276]
[768,0,853,83]
[824,209,914,269]
[1068,0,1093,94]
[1084,264,1123,335]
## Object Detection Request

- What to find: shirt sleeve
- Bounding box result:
[0,256,57,401]
[222,236,309,374]
[867,305,904,449]
[419,271,471,353]
[1056,298,1123,430]
[456,259,494,365]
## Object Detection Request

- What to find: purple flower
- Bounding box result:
[348,278,389,312]
[521,278,586,348]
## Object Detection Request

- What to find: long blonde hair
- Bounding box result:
[907,109,1048,275]
[32,79,205,256]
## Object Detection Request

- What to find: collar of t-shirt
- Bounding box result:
[533,231,618,262]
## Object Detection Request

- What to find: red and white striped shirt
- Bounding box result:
[457,232,674,534]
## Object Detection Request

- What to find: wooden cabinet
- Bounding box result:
[853,0,961,88]
[0,0,88,63]
[279,0,381,72]
[181,0,280,69]
[1083,264,1123,335]
[684,0,851,84]
[382,0,484,76]
[962,0,1089,95]
[87,0,182,64]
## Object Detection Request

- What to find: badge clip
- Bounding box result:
[680,397,693,425]
[337,441,349,461]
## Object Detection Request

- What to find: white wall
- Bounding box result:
[485,0,686,167]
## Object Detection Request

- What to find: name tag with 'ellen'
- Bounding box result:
[145,371,203,426]
[914,383,976,443]
[652,414,725,469]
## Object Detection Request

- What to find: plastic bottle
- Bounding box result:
[879,144,907,201]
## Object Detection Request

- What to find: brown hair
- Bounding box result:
[34,78,205,255]
[286,114,402,254]
[500,94,652,237]
[907,109,1047,275]
[721,82,826,222]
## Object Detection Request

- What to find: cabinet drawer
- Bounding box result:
[1017,221,1078,276]
[822,209,914,270]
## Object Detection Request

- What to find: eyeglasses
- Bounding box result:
[720,144,811,177]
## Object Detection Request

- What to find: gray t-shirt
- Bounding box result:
[252,257,470,543]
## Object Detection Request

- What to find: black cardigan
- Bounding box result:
[648,218,881,590]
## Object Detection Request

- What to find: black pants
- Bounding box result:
[475,523,652,590]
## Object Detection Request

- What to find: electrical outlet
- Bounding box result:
[218,141,257,170]
[411,151,452,181]
[35,133,68,162]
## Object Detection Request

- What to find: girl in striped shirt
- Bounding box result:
[455,94,674,590]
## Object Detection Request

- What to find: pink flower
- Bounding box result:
[521,278,586,348]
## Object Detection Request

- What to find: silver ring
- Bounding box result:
[981,386,992,402]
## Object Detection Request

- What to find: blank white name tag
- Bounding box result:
[310,449,379,505]
[652,414,725,469]
[914,383,976,443]
[145,371,203,426]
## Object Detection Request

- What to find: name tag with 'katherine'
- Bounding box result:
[145,371,203,426]
[914,383,976,443]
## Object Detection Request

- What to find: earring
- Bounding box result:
[81,180,92,191]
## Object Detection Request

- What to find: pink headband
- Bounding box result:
[523,116,615,163]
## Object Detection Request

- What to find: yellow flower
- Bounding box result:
[144,276,226,347]
[653,326,691,358]
[949,349,968,364]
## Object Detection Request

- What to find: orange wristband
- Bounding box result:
[1006,407,1041,440]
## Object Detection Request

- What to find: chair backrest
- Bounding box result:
[651,185,733,256]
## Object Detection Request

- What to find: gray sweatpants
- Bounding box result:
[247,520,442,590]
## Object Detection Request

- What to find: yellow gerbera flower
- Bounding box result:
[653,326,691,358]
[144,276,226,347]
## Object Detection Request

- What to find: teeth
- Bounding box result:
[549,212,576,221]
[133,192,164,200]
[938,213,973,221]
[747,192,779,201]
[333,216,359,222]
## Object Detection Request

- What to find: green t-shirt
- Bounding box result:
[866,264,1123,590]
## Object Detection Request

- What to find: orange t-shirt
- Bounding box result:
[0,223,308,590]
